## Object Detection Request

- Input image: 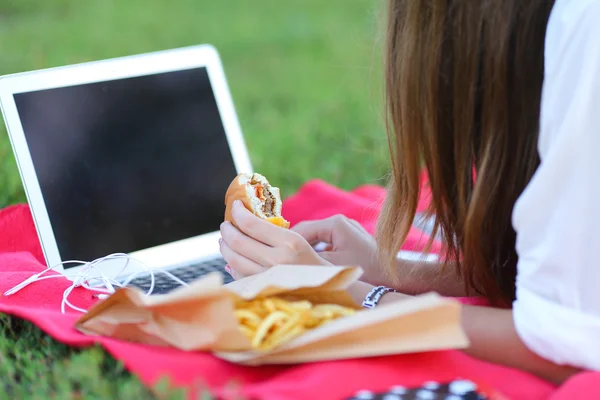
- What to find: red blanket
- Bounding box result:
[0,180,597,400]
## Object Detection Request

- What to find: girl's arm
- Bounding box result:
[347,282,581,385]
[363,257,468,298]
[460,304,581,385]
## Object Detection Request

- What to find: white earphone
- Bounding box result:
[3,252,189,314]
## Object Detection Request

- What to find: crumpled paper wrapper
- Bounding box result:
[75,265,469,365]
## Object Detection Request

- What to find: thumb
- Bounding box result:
[292,220,334,246]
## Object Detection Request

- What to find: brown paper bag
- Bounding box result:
[75,273,250,352]
[75,265,469,365]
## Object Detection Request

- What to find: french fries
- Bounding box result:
[234,297,357,351]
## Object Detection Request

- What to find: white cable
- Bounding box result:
[2,252,192,314]
[61,284,84,314]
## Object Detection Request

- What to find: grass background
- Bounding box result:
[0,0,390,398]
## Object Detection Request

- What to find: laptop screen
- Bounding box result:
[13,67,238,264]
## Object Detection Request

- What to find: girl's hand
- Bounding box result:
[219,200,331,279]
[291,214,383,283]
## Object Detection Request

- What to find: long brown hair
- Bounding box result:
[376,0,555,305]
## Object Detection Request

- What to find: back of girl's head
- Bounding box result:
[376,0,555,304]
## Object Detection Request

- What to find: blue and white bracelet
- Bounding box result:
[361,285,397,309]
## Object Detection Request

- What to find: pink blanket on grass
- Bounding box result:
[0,179,597,399]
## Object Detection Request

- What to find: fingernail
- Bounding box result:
[225,265,232,273]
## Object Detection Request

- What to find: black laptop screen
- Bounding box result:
[13,67,238,264]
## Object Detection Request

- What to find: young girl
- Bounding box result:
[219,0,600,384]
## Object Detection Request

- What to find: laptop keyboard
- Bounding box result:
[126,257,233,295]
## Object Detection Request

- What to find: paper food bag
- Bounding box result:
[75,265,469,365]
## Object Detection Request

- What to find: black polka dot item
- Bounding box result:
[345,379,489,400]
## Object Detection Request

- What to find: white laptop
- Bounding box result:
[0,45,252,293]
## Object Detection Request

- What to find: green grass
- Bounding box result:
[0,0,390,398]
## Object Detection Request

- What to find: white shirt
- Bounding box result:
[512,0,600,371]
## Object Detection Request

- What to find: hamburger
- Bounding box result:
[224,173,290,229]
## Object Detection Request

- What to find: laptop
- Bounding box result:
[0,45,252,294]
